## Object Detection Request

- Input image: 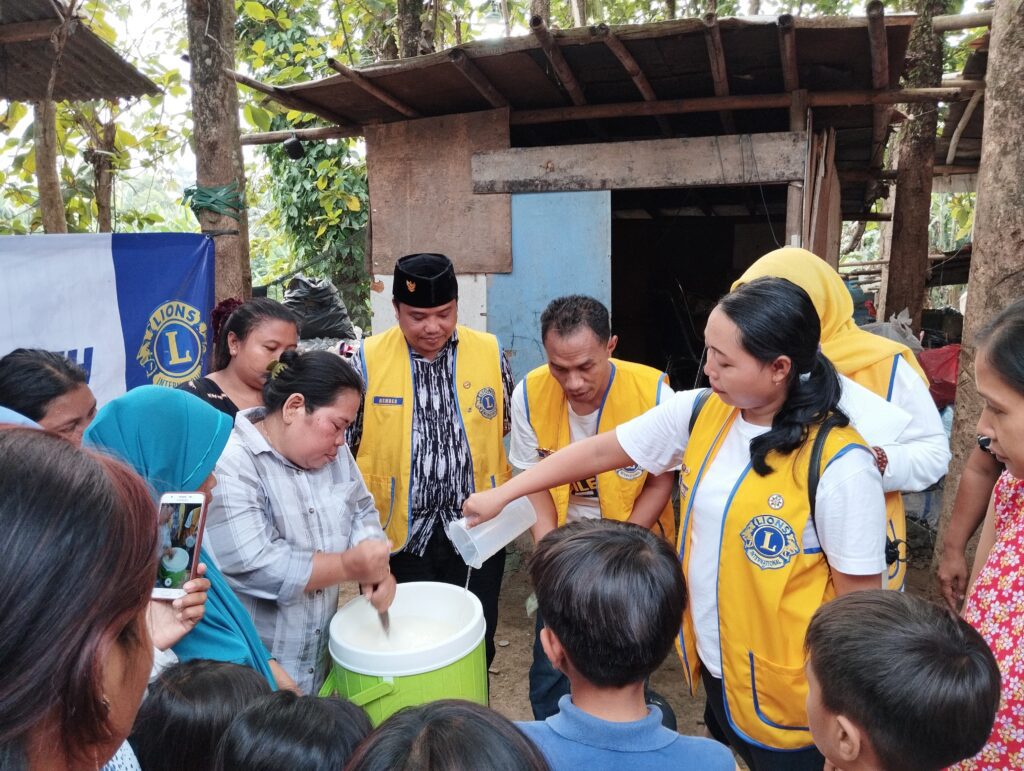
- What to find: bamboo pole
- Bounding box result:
[448,49,508,108]
[239,125,362,145]
[594,24,672,136]
[932,11,993,32]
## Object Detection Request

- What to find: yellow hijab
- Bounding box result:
[732,247,927,383]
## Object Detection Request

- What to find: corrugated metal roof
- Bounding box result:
[0,0,158,101]
[278,14,919,214]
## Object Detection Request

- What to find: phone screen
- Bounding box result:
[155,495,206,597]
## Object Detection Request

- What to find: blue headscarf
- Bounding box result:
[84,385,277,687]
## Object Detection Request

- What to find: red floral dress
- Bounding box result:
[955,471,1024,770]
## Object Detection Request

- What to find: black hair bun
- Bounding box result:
[278,348,302,367]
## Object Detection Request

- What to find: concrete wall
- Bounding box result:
[369,273,489,334]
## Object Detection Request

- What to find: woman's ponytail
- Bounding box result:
[718,277,847,477]
[749,351,848,475]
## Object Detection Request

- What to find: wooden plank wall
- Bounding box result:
[365,109,512,274]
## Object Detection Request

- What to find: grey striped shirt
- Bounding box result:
[206,407,385,693]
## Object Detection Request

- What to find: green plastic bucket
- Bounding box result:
[319,581,488,725]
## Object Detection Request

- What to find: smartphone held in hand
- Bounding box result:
[153,492,208,600]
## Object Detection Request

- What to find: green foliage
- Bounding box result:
[0,0,193,235]
[236,0,372,329]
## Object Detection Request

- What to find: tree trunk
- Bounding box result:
[569,0,586,27]
[33,100,68,234]
[932,0,1024,565]
[185,0,251,301]
[746,0,760,14]
[880,0,949,327]
[396,0,424,58]
[92,120,116,233]
[530,0,550,26]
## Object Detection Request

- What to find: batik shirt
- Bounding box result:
[349,330,513,556]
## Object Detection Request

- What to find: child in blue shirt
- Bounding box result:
[518,519,736,770]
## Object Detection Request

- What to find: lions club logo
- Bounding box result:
[136,300,207,387]
[740,514,799,570]
[475,386,498,420]
[615,463,644,481]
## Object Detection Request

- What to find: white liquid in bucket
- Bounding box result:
[343,615,459,652]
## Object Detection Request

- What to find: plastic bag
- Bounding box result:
[861,309,923,355]
[283,275,356,340]
[917,343,960,409]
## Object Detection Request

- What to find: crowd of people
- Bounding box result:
[0,247,1021,771]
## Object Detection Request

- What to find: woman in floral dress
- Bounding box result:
[955,298,1024,770]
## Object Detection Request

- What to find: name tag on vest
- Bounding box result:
[372,396,404,406]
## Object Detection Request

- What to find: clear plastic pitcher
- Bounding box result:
[447,497,537,569]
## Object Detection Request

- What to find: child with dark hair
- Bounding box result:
[345,699,550,771]
[518,519,735,770]
[129,660,271,771]
[215,691,371,771]
[805,590,999,771]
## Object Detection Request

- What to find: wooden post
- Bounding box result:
[785,89,808,245]
[186,0,251,301]
[933,0,1024,571]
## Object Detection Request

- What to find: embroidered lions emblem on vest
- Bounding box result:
[615,464,644,481]
[740,515,800,570]
[475,386,497,419]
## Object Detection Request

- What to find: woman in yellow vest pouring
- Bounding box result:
[733,247,950,591]
[464,277,887,771]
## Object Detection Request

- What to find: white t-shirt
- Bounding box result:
[828,365,950,494]
[616,389,886,678]
[509,378,672,522]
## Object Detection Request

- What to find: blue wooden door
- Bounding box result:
[486,191,611,383]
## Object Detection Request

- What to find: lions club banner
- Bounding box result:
[0,233,215,406]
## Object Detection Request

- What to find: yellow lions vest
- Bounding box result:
[847,352,909,591]
[357,325,511,552]
[524,359,676,542]
[676,394,869,751]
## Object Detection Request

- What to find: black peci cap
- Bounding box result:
[393,253,458,308]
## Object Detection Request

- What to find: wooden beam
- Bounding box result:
[240,125,361,145]
[226,68,353,125]
[471,131,807,194]
[0,18,70,45]
[448,49,508,108]
[529,16,587,106]
[529,16,606,138]
[508,86,982,125]
[843,212,892,221]
[945,89,983,164]
[593,24,672,136]
[932,11,993,32]
[777,14,799,92]
[703,14,737,134]
[838,164,979,181]
[326,57,420,118]
[866,0,890,172]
